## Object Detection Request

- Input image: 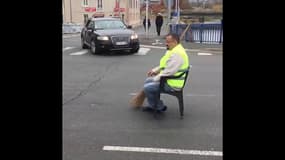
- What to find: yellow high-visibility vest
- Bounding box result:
[159,44,189,88]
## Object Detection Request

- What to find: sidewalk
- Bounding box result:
[133,23,223,53]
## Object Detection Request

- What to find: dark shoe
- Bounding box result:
[161,106,167,111]
[157,106,167,112]
[142,106,154,112]
[142,106,167,112]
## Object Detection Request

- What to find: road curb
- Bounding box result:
[63,33,80,39]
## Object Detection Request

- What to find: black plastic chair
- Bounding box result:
[154,65,192,119]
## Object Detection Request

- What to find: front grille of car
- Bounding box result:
[111,36,130,46]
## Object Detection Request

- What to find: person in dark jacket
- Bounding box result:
[155,13,163,36]
[143,16,151,31]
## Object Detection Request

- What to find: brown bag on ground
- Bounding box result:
[129,90,145,108]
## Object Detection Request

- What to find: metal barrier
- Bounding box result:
[169,22,223,44]
[62,23,83,34]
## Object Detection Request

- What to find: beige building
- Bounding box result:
[63,0,141,27]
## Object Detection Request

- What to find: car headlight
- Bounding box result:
[97,36,109,41]
[131,34,138,39]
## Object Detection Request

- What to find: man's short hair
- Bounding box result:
[166,33,180,43]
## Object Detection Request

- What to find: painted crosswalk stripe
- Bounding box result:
[69,50,88,55]
[103,146,223,156]
[197,52,213,56]
[134,47,150,55]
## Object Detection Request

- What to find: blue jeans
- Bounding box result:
[143,77,174,110]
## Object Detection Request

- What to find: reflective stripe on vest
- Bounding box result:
[159,44,189,88]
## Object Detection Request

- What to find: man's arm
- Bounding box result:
[147,66,160,77]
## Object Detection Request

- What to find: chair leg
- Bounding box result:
[153,93,160,118]
[177,94,184,118]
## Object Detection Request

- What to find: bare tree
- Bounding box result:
[171,0,192,9]
[180,0,192,9]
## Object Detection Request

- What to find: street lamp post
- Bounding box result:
[168,0,171,24]
[146,0,149,38]
[118,0,121,18]
[69,0,73,23]
[175,0,180,24]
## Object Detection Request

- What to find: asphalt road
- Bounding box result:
[63,36,223,160]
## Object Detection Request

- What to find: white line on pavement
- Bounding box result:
[129,93,216,97]
[197,52,213,56]
[140,45,165,50]
[63,47,76,52]
[63,34,80,38]
[103,146,223,156]
[69,50,88,55]
[134,47,151,55]
[185,94,216,97]
[140,45,200,52]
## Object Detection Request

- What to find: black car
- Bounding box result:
[81,17,140,54]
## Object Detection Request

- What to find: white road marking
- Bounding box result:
[134,47,150,55]
[129,93,216,97]
[152,42,163,45]
[185,94,216,97]
[69,50,88,55]
[63,34,80,39]
[140,45,200,52]
[140,45,166,50]
[197,52,213,56]
[152,39,163,45]
[63,47,76,52]
[103,146,223,156]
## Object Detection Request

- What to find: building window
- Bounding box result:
[98,0,102,9]
[82,0,89,7]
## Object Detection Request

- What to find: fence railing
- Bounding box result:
[169,22,223,44]
[62,23,83,34]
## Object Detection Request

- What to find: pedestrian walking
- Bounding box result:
[143,16,151,31]
[155,13,163,36]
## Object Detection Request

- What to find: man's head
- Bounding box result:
[165,33,180,50]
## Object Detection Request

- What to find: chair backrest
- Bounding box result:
[180,65,191,89]
[160,65,192,90]
[182,67,190,89]
[186,64,192,85]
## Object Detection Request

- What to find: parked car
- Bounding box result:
[81,17,140,54]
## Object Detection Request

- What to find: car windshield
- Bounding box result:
[94,20,126,30]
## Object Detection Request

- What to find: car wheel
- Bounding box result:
[130,47,139,54]
[81,37,88,49]
[90,40,97,54]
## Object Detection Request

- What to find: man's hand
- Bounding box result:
[147,69,158,77]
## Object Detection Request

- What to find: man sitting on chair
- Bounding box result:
[143,33,189,112]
